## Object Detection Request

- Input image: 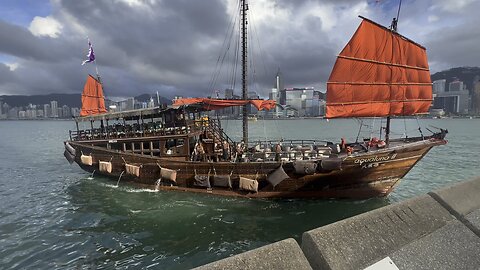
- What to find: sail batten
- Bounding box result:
[326,17,432,118]
[337,55,430,71]
[79,75,107,117]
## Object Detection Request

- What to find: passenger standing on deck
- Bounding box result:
[340,137,346,152]
[275,142,282,161]
[236,141,245,162]
[222,140,230,161]
[195,142,206,161]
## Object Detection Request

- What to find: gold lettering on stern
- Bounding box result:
[354,153,398,169]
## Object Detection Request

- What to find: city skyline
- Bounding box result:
[1,0,480,98]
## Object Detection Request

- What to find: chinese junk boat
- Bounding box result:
[64,2,447,199]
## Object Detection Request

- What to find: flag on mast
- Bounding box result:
[81,39,95,65]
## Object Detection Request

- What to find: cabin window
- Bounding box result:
[143,142,150,150]
[134,143,141,151]
[177,139,185,152]
[164,138,186,155]
[110,142,123,151]
[165,139,175,155]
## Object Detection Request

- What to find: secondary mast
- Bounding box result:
[241,0,248,145]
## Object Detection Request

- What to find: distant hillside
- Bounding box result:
[0,93,172,108]
[431,66,480,94]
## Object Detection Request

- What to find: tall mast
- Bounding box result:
[386,0,402,146]
[241,0,248,145]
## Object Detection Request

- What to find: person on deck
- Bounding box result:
[275,142,282,161]
[236,141,245,162]
[195,142,206,162]
[222,140,230,161]
[340,137,346,152]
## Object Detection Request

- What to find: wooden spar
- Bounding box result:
[241,0,248,145]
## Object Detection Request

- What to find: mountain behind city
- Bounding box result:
[431,66,480,94]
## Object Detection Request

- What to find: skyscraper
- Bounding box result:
[50,100,58,117]
[433,79,446,93]
[225,89,234,99]
[449,80,464,92]
[43,104,51,118]
[274,69,284,93]
[473,80,480,115]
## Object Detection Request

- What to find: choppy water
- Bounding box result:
[0,118,478,269]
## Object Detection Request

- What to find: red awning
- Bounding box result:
[173,98,276,111]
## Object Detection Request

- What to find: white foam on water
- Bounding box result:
[124,188,159,193]
[104,184,119,189]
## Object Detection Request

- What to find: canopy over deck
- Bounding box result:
[172,98,276,111]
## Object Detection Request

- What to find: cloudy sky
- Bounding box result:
[0,0,479,98]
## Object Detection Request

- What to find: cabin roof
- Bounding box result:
[74,105,203,122]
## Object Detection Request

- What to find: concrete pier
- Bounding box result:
[194,177,480,269]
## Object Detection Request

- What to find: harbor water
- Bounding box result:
[0,118,478,269]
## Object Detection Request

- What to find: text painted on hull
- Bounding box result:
[354,153,398,169]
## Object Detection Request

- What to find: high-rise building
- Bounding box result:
[71,107,80,117]
[269,88,278,101]
[225,89,234,99]
[62,105,71,118]
[449,80,464,92]
[433,79,446,94]
[473,80,480,115]
[50,100,58,117]
[43,104,51,118]
[281,87,318,117]
[247,91,259,99]
[148,97,155,108]
[8,107,18,119]
[274,69,284,94]
[127,98,135,110]
[433,90,469,114]
[2,102,10,117]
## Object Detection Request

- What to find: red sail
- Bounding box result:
[80,75,107,116]
[173,98,276,111]
[326,17,432,118]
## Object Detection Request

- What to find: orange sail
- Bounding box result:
[326,17,432,118]
[173,98,276,111]
[80,75,107,116]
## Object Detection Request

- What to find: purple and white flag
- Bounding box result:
[81,40,95,65]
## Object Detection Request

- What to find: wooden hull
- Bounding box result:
[66,138,446,199]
